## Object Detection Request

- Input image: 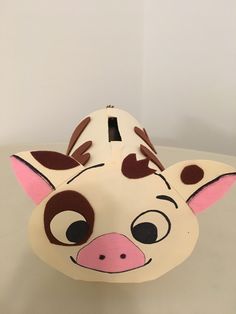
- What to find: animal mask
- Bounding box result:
[10,107,236,283]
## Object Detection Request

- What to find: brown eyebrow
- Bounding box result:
[156,195,178,209]
[134,126,157,154]
[71,141,92,165]
[67,163,105,184]
[140,145,165,171]
[66,117,91,155]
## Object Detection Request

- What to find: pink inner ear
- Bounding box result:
[10,156,54,204]
[188,174,236,214]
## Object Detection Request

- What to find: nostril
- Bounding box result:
[76,233,146,272]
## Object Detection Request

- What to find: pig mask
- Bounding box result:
[10,107,236,283]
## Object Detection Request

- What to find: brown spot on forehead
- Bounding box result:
[31,151,79,170]
[181,165,204,185]
[134,127,157,154]
[44,190,94,246]
[66,116,91,155]
[122,153,156,179]
[71,141,92,166]
[140,145,165,171]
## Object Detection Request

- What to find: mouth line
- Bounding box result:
[70,256,152,274]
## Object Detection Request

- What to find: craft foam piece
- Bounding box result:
[10,106,236,283]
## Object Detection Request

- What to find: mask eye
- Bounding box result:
[66,220,89,243]
[50,210,91,245]
[131,210,171,244]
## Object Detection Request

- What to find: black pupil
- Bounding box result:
[132,222,158,244]
[66,220,89,243]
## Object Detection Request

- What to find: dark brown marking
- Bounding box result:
[134,127,157,154]
[44,190,94,246]
[140,145,165,171]
[71,141,92,165]
[66,117,91,155]
[121,153,156,179]
[75,153,90,165]
[181,165,204,185]
[31,151,79,170]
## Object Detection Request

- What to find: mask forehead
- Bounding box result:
[66,163,166,211]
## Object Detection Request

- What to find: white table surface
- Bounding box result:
[1,143,236,314]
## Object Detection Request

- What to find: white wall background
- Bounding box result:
[142,0,236,155]
[1,0,236,154]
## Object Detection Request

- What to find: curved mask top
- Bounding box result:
[66,106,164,172]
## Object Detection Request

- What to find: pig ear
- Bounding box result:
[10,155,55,204]
[162,160,236,214]
[10,151,81,205]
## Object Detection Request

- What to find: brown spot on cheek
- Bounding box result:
[181,165,204,185]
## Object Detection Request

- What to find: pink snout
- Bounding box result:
[76,233,146,273]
